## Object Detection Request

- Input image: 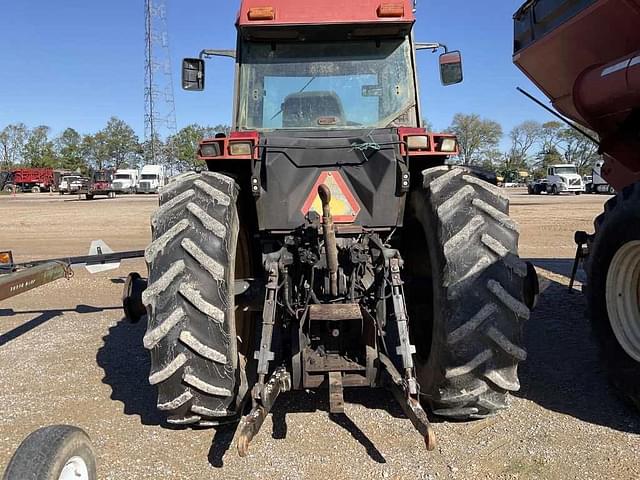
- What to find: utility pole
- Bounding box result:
[144,0,178,171]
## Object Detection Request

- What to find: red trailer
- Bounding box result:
[8,168,56,193]
[514,0,640,408]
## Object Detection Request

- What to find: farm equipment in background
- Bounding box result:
[514,0,640,408]
[128,0,535,456]
[0,241,144,302]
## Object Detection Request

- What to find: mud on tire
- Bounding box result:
[407,166,530,419]
[143,171,243,426]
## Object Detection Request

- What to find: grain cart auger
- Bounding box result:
[514,0,640,409]
[137,0,533,455]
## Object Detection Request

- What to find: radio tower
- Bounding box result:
[144,0,178,170]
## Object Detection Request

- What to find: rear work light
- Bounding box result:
[229,142,253,156]
[377,3,405,17]
[248,6,275,21]
[440,138,457,153]
[406,135,430,150]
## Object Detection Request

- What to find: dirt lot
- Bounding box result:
[0,190,638,479]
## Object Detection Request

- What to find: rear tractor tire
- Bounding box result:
[406,166,530,419]
[143,171,248,427]
[586,182,640,409]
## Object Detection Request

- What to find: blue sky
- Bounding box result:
[0,0,550,142]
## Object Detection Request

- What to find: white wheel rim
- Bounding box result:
[59,456,89,480]
[606,240,640,362]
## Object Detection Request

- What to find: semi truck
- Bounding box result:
[110,169,139,194]
[585,160,614,194]
[131,0,538,455]
[545,164,585,195]
[137,165,166,194]
[514,0,640,408]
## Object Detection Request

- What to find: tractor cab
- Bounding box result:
[183,0,462,133]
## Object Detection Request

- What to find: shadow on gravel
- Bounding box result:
[96,317,163,426]
[0,305,121,347]
[526,258,585,282]
[266,388,409,463]
[516,264,640,435]
[208,423,240,468]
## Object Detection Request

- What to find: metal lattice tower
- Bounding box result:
[144,0,178,168]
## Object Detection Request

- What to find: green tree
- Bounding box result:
[167,124,223,171]
[448,113,503,166]
[94,117,140,170]
[23,126,57,167]
[559,126,599,175]
[55,128,86,172]
[0,123,28,168]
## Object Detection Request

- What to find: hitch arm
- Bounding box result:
[379,353,436,451]
[237,367,291,457]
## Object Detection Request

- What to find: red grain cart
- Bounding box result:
[514,0,640,408]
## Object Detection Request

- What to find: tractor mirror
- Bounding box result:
[182,58,205,91]
[439,51,463,86]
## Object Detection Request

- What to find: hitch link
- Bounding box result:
[237,366,291,457]
[254,261,279,392]
[389,258,417,390]
[384,257,435,451]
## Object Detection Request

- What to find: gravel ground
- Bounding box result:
[0,190,638,479]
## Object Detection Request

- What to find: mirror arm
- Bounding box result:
[200,49,237,59]
[415,42,448,53]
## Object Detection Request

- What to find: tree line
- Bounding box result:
[0,117,230,173]
[2,114,599,180]
[447,113,599,180]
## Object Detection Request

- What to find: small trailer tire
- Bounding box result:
[2,425,96,480]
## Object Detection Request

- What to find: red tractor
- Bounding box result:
[514,0,640,408]
[140,0,534,454]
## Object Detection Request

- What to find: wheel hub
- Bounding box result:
[59,456,89,480]
[606,240,640,362]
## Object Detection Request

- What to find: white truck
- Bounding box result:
[136,165,166,194]
[546,164,584,195]
[585,160,614,194]
[111,169,139,194]
[58,175,86,195]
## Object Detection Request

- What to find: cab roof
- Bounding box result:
[237,0,415,27]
